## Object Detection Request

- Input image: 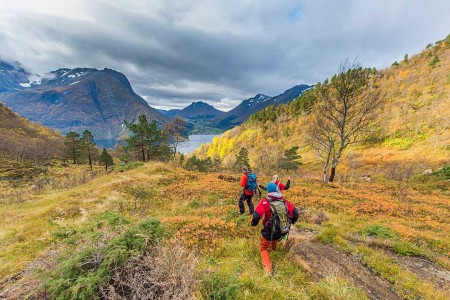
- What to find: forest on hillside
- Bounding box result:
[196,37,450,183]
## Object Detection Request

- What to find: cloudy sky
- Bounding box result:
[1,0,450,111]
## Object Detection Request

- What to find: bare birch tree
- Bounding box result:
[309,61,382,183]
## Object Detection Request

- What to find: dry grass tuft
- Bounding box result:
[100,240,199,300]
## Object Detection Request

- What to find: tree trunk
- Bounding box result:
[329,166,336,182]
[105,162,108,171]
[322,142,333,184]
[141,145,145,162]
[328,148,342,183]
[88,152,92,170]
[72,138,76,164]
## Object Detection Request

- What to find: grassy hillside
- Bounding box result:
[0,102,63,164]
[0,162,448,299]
[196,38,450,175]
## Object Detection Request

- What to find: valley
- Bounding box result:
[0,11,449,298]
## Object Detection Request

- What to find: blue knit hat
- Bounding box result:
[267,182,278,193]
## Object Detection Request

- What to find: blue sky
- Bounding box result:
[1,0,450,111]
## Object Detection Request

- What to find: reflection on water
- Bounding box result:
[179,135,219,154]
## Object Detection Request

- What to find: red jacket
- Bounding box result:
[251,193,298,240]
[240,172,255,195]
[273,180,287,191]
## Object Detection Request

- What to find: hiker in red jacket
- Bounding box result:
[259,175,291,192]
[239,166,256,214]
[251,182,299,275]
[273,175,291,191]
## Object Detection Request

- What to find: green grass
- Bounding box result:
[363,224,396,239]
[307,276,369,300]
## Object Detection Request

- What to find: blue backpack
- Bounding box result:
[246,172,257,193]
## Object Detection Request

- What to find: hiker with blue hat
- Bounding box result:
[251,182,299,276]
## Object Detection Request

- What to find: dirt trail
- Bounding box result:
[286,228,401,300]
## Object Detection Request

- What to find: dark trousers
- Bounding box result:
[239,192,254,214]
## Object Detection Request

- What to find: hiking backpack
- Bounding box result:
[246,172,258,193]
[268,198,291,237]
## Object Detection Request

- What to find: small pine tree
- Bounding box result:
[185,155,199,171]
[234,147,250,170]
[64,131,82,164]
[403,54,408,62]
[99,148,114,171]
[81,130,98,170]
[179,153,185,166]
[429,55,440,67]
[202,157,213,172]
[391,61,399,67]
[280,146,302,172]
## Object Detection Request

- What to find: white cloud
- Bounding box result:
[1,0,450,110]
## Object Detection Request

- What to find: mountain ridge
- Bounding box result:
[0,63,169,147]
[159,101,226,119]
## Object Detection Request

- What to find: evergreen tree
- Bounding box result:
[202,157,213,172]
[429,55,440,67]
[280,146,302,172]
[179,153,185,166]
[234,147,250,170]
[99,148,114,171]
[64,131,82,164]
[185,155,199,171]
[125,114,169,162]
[81,130,97,170]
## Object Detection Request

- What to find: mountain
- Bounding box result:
[0,60,30,92]
[158,85,311,133]
[0,65,169,147]
[216,85,312,130]
[160,101,226,119]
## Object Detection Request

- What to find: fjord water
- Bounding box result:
[179,134,219,154]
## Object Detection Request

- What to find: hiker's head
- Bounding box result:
[272,175,279,182]
[267,182,278,193]
[242,166,249,173]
